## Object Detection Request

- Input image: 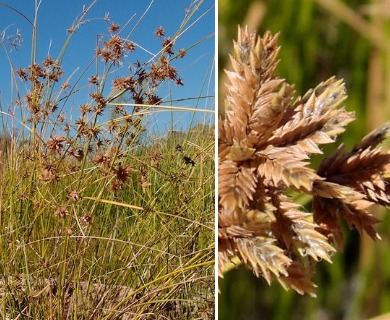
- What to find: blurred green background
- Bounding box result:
[218,0,390,319]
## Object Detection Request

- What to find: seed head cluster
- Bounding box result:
[11,21,189,226]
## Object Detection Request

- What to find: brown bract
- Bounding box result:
[218,26,390,296]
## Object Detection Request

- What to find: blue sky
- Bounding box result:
[0,0,215,135]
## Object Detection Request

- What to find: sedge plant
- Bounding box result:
[0,1,214,319]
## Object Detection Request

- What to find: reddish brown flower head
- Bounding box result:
[114,165,134,183]
[178,48,187,58]
[60,81,70,90]
[86,125,101,139]
[69,148,84,161]
[29,63,45,82]
[93,148,116,167]
[108,119,119,133]
[88,75,99,85]
[81,214,92,226]
[45,101,58,113]
[67,190,82,202]
[40,164,59,182]
[79,104,92,115]
[46,136,65,154]
[175,77,184,86]
[55,206,69,218]
[90,92,106,107]
[110,181,124,193]
[155,26,165,37]
[125,41,136,52]
[16,68,28,81]
[75,118,88,135]
[114,105,125,114]
[162,37,174,55]
[109,23,120,33]
[166,65,178,80]
[97,35,125,64]
[113,76,135,90]
[43,56,55,68]
[147,94,162,105]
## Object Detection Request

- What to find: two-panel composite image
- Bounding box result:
[0,0,390,319]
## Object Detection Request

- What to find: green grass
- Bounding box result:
[0,1,214,318]
[1,128,214,319]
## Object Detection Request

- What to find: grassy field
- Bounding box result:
[0,1,215,318]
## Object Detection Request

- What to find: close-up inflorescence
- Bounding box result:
[218,26,390,297]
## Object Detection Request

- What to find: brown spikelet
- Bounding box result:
[313,123,390,246]
[219,26,390,296]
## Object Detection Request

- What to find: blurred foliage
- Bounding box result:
[218,0,390,319]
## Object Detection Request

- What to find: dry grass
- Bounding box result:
[0,1,214,318]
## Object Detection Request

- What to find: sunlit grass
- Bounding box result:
[0,0,214,318]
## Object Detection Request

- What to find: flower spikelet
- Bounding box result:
[219,26,390,296]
